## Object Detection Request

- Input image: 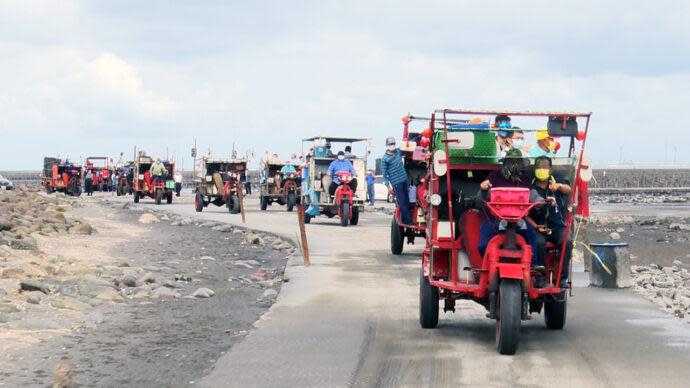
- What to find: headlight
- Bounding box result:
[138,174,144,179]
[498,220,508,231]
[205,176,212,182]
[429,194,442,206]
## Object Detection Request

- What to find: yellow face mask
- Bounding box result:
[535,168,550,181]
[547,141,557,152]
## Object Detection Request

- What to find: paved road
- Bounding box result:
[125,193,690,387]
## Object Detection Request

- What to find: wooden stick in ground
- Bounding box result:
[237,180,246,223]
[297,203,310,266]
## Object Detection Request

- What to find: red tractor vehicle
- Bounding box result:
[391,114,431,254]
[194,159,247,214]
[419,108,591,355]
[85,157,113,192]
[132,155,176,205]
[42,157,82,196]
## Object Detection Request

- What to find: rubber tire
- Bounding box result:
[195,193,204,212]
[350,207,359,226]
[391,217,404,255]
[260,195,268,211]
[166,191,173,204]
[419,268,439,328]
[496,280,522,355]
[304,213,311,224]
[45,185,53,194]
[133,191,140,203]
[155,189,162,205]
[73,188,82,197]
[286,192,296,212]
[544,295,567,330]
[340,202,350,227]
[116,187,122,196]
[230,195,240,214]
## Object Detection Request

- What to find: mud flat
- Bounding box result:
[0,187,292,387]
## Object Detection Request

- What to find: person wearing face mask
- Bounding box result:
[478,149,541,273]
[494,115,512,154]
[526,156,573,288]
[528,129,556,158]
[327,151,358,195]
[150,158,167,185]
[381,137,412,224]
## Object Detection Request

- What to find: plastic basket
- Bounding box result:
[433,128,497,165]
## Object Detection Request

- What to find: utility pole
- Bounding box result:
[191,138,197,182]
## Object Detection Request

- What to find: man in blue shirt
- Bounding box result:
[327,151,357,195]
[280,160,297,174]
[381,137,411,224]
[366,169,376,206]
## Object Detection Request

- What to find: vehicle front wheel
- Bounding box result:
[496,279,522,355]
[350,207,359,225]
[133,191,140,203]
[195,193,204,212]
[166,191,173,204]
[260,195,268,211]
[304,213,311,224]
[229,195,240,214]
[391,217,404,255]
[155,189,163,205]
[419,268,439,328]
[286,192,296,212]
[340,202,350,227]
[544,294,567,330]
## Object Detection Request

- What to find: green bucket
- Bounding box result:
[433,130,497,165]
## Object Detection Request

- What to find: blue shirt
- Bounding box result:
[280,165,297,174]
[366,175,375,186]
[328,159,356,184]
[528,146,554,158]
[381,149,407,186]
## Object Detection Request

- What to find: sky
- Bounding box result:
[2,0,690,170]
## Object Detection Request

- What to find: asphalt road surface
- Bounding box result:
[125,192,690,388]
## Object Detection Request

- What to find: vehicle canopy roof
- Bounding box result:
[302,136,369,143]
[434,108,591,117]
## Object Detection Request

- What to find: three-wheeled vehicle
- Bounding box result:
[115,162,134,196]
[194,159,247,214]
[42,157,82,196]
[419,109,591,355]
[259,161,300,212]
[85,157,113,192]
[132,155,176,205]
[301,136,368,226]
[390,114,431,254]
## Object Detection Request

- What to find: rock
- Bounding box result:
[180,218,193,225]
[11,319,60,330]
[0,303,20,313]
[138,214,160,224]
[138,272,157,285]
[162,280,182,289]
[150,287,180,299]
[9,236,38,250]
[262,289,278,298]
[609,232,621,240]
[89,311,105,324]
[199,256,216,261]
[191,287,215,298]
[1,266,24,278]
[615,227,625,233]
[662,267,675,275]
[26,294,41,304]
[673,260,684,268]
[51,297,91,311]
[669,223,690,231]
[212,225,234,232]
[69,223,93,235]
[0,218,12,231]
[119,275,137,288]
[174,274,192,282]
[20,279,50,294]
[244,234,264,245]
[200,222,219,228]
[96,289,125,302]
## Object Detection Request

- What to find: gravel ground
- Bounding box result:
[0,191,292,387]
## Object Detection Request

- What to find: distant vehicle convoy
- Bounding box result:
[42,157,82,196]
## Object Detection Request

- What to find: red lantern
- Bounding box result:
[421,127,432,139]
[576,131,585,141]
[419,136,430,148]
[401,115,411,125]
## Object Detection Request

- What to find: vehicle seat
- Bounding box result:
[545,242,558,250]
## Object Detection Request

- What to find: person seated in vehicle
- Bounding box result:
[327,151,357,196]
[150,158,167,184]
[343,145,355,159]
[528,129,556,158]
[477,149,541,278]
[325,142,335,158]
[499,128,528,157]
[382,137,412,225]
[494,115,512,155]
[525,156,573,288]
[280,160,301,186]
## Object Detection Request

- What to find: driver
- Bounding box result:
[477,149,542,283]
[327,151,357,195]
[150,158,167,184]
[280,160,301,186]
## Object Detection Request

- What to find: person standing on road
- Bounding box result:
[85,169,94,196]
[111,171,118,194]
[244,170,252,195]
[174,170,183,197]
[366,169,376,206]
[381,137,411,224]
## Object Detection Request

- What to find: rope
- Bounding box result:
[572,217,613,275]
